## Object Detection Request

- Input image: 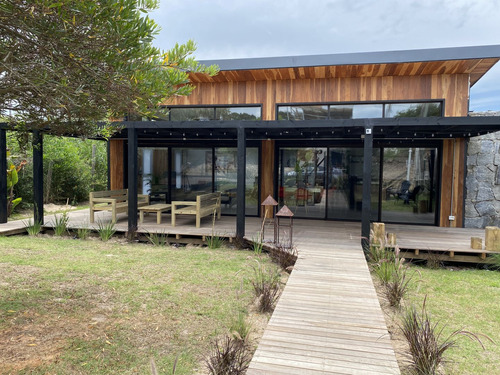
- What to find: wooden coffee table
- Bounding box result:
[138,204,172,224]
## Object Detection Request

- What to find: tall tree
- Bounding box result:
[0,0,218,137]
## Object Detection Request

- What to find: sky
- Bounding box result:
[150,0,500,112]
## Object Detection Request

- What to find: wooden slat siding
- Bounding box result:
[109,140,124,190]
[188,58,499,85]
[170,75,470,120]
[440,139,466,227]
[260,140,275,208]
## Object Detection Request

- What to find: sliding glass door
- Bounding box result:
[381,147,438,224]
[277,144,437,224]
[215,148,259,215]
[278,147,327,218]
[326,148,380,221]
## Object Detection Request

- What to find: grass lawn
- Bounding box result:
[388,265,500,374]
[0,235,268,374]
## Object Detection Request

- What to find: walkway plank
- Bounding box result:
[247,221,400,374]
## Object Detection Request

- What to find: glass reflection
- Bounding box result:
[171,148,213,201]
[326,148,379,220]
[137,148,169,203]
[385,103,442,118]
[329,104,383,119]
[278,147,327,218]
[277,106,328,120]
[381,147,438,224]
[215,107,261,120]
[215,148,259,215]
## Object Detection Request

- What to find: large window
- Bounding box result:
[137,146,260,216]
[277,101,442,120]
[157,106,261,121]
[277,145,438,224]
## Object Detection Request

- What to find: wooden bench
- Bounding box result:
[89,189,149,223]
[171,192,221,228]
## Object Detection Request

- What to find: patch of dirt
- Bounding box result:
[43,203,77,213]
[371,276,411,374]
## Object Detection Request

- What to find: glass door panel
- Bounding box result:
[137,148,169,203]
[326,148,380,220]
[171,148,212,201]
[215,148,259,215]
[381,147,438,224]
[278,147,327,218]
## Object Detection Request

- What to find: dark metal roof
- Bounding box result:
[199,45,500,71]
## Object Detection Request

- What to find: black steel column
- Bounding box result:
[127,126,138,234]
[0,128,7,223]
[361,124,373,251]
[236,126,246,240]
[106,141,111,190]
[33,130,44,224]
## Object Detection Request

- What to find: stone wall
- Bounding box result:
[464,114,500,228]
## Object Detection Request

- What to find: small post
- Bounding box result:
[387,233,397,246]
[485,226,500,251]
[470,237,483,250]
[372,222,386,247]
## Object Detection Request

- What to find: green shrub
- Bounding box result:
[97,220,116,241]
[8,132,107,205]
[23,218,42,236]
[401,299,490,375]
[77,226,91,240]
[250,260,281,313]
[205,335,252,375]
[52,212,69,236]
[146,231,169,246]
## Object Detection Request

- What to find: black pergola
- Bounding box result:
[2,116,500,245]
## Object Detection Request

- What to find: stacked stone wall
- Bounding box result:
[464,131,500,228]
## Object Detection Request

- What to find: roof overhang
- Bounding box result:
[113,116,500,142]
[190,45,500,86]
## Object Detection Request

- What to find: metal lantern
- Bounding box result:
[276,205,294,248]
[260,195,278,242]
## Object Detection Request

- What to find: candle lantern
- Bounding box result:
[260,195,278,242]
[276,205,294,248]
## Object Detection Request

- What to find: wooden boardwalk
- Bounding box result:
[247,221,400,374]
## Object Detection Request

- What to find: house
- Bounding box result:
[2,45,500,240]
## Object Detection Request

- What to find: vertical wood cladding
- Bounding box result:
[440,139,466,227]
[109,140,124,190]
[260,140,275,214]
[168,74,470,118]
